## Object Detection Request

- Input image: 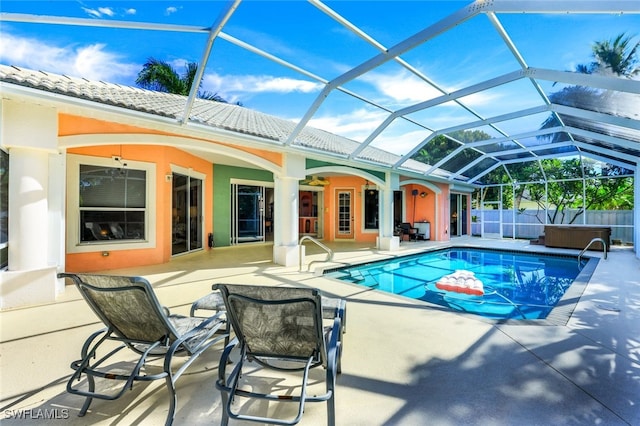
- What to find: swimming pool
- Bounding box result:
[325,247,590,320]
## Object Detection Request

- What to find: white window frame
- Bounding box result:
[66,154,156,253]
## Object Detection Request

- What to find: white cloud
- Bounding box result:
[81,7,101,18]
[202,73,323,96]
[0,33,137,82]
[165,7,179,15]
[125,8,137,15]
[98,7,115,17]
[372,129,433,156]
[81,7,115,18]
[308,108,387,142]
[304,107,432,156]
[361,69,443,105]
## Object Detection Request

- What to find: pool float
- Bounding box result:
[435,270,484,296]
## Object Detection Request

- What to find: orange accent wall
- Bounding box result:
[403,184,438,240]
[65,144,213,272]
[59,114,282,166]
[59,114,167,136]
[321,176,379,244]
[59,113,283,271]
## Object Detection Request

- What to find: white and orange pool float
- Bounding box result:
[435,270,484,296]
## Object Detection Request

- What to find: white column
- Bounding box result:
[0,100,60,309]
[9,148,50,269]
[272,154,306,266]
[378,172,400,251]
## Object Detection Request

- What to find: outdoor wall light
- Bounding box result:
[420,192,428,198]
[364,180,376,195]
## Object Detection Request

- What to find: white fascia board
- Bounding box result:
[1,82,287,153]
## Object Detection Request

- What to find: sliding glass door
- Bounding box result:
[172,173,203,255]
[231,184,265,244]
[449,193,468,237]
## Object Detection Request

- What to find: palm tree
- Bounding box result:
[581,33,639,77]
[136,58,227,102]
[541,32,639,131]
[532,33,637,224]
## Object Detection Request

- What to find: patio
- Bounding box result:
[1,238,638,425]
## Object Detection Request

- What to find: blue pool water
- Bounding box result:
[325,248,586,320]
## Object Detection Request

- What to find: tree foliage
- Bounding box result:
[580,32,640,77]
[474,159,634,224]
[411,130,490,167]
[136,58,228,102]
[522,33,637,222]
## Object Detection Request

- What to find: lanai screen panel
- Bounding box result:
[0,1,638,185]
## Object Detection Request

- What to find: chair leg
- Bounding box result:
[327,394,336,426]
[78,376,94,417]
[220,393,230,426]
[326,369,336,426]
[164,376,177,426]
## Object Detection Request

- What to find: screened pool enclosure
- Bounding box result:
[2,0,639,255]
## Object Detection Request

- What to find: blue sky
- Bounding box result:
[1,1,638,156]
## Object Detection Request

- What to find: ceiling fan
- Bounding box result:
[301,176,330,186]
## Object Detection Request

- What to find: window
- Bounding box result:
[364,187,379,230]
[67,155,156,252]
[80,165,146,242]
[0,149,8,270]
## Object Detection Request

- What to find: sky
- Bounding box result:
[1,1,638,157]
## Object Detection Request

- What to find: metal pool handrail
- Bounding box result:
[578,237,608,266]
[299,236,334,272]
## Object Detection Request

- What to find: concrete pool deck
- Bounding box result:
[1,237,638,425]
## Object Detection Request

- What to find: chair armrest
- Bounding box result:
[322,297,346,334]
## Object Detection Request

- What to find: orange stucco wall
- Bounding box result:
[320,176,378,243]
[59,114,283,167]
[402,184,437,239]
[59,113,285,272]
[58,113,450,269]
[65,144,213,272]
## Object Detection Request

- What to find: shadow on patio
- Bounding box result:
[1,239,638,425]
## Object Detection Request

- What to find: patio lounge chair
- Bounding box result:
[212,283,344,426]
[58,273,228,426]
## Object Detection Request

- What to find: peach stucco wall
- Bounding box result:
[59,114,283,167]
[320,175,378,243]
[402,184,436,239]
[65,144,213,272]
[60,113,284,272]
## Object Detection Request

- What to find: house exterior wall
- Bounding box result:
[212,164,274,248]
[0,98,456,308]
[66,144,214,272]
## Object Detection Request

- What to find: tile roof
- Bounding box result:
[0,64,432,175]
